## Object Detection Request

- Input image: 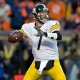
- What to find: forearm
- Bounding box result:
[44,31,62,40]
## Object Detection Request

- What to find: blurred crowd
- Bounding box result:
[0,0,80,30]
[0,0,80,80]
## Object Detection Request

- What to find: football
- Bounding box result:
[8,31,23,43]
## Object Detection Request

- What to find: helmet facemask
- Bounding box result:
[37,10,49,23]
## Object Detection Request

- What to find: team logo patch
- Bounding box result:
[45,28,49,32]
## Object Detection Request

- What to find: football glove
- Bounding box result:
[34,26,47,37]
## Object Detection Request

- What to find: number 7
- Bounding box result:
[37,36,42,50]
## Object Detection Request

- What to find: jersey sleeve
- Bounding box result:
[49,21,60,32]
[20,24,28,38]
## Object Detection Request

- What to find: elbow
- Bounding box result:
[57,33,62,40]
[53,31,62,40]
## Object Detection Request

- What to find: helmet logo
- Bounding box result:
[32,8,36,14]
[42,4,46,8]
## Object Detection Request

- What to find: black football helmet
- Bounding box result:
[32,4,49,23]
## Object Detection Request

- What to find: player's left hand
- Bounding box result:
[34,26,44,36]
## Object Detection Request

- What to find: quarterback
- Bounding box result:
[8,4,66,80]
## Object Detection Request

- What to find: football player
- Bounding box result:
[8,4,66,80]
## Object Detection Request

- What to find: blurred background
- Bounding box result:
[0,0,80,80]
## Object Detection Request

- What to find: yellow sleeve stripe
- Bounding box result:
[50,24,60,32]
[20,29,28,38]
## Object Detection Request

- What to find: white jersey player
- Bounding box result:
[8,4,66,80]
[21,20,60,61]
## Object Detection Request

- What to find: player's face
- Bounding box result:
[38,11,48,20]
